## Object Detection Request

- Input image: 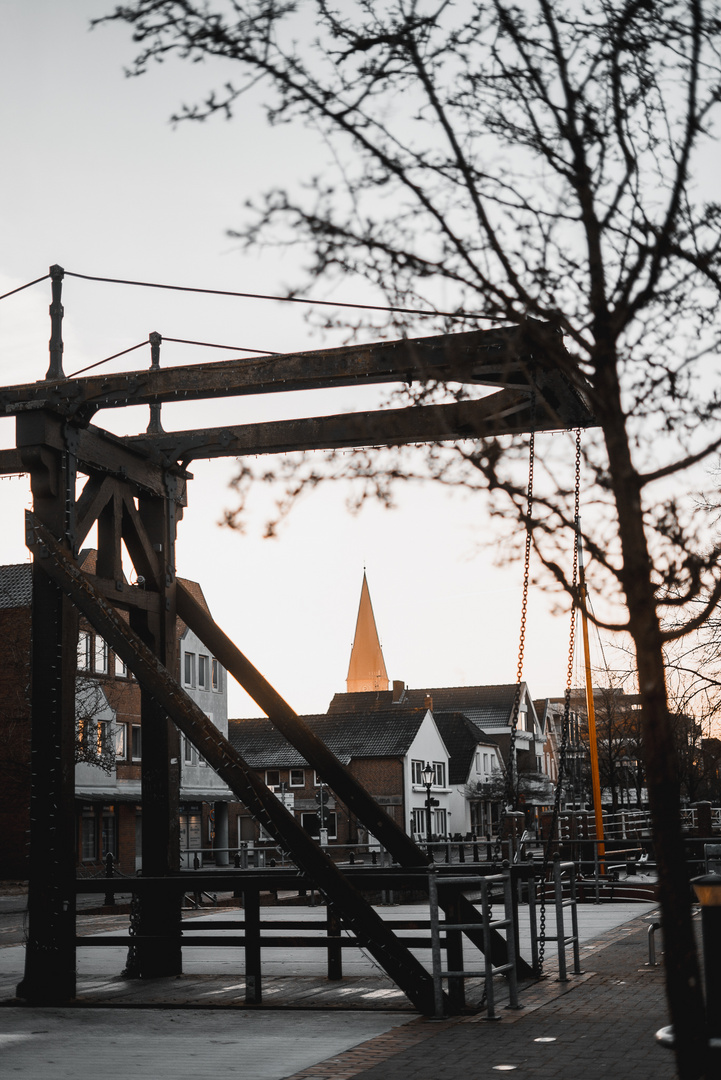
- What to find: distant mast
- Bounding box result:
[346,572,389,693]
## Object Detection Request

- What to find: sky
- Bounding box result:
[0,1,594,718]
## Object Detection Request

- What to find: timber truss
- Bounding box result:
[1,267,594,1013]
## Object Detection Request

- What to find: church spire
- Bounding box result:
[346,572,389,693]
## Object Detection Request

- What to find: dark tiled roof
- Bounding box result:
[328,685,531,732]
[0,563,32,609]
[229,708,429,768]
[434,712,499,784]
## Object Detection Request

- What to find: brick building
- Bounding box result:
[0,557,230,879]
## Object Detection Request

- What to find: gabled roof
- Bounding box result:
[434,712,500,785]
[328,684,537,733]
[0,563,32,609]
[229,708,429,768]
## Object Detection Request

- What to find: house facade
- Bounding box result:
[228,708,453,850]
[0,559,230,878]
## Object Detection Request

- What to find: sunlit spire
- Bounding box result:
[346,572,389,693]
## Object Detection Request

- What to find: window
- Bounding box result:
[184,737,196,765]
[114,723,127,760]
[483,753,489,773]
[131,725,142,762]
[411,808,426,836]
[198,654,209,690]
[433,762,446,787]
[184,652,196,687]
[211,658,222,692]
[266,769,281,787]
[77,631,91,671]
[411,760,424,786]
[313,771,323,787]
[434,809,447,836]
[289,769,305,787]
[81,812,97,862]
[94,636,108,674]
[115,654,128,679]
[301,812,338,840]
[102,811,116,858]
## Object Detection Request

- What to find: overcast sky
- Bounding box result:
[0,1,592,717]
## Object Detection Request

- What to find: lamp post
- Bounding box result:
[422,762,435,849]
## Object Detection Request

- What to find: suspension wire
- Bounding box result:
[64,269,495,321]
[68,341,149,378]
[162,336,277,356]
[0,274,50,302]
[67,335,279,380]
[538,428,582,973]
[494,395,536,862]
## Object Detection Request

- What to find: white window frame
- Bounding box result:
[411,759,424,786]
[115,653,128,678]
[289,768,305,788]
[184,652,195,687]
[198,654,209,690]
[131,724,142,762]
[266,769,281,788]
[433,761,446,788]
[94,636,108,675]
[211,658,222,692]
[77,630,91,671]
[114,722,127,760]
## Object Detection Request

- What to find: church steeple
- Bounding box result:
[346,572,389,693]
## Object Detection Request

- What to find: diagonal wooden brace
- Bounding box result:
[25,512,446,1015]
[176,580,533,979]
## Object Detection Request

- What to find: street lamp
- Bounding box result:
[422,762,435,848]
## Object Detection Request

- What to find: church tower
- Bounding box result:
[346,572,389,693]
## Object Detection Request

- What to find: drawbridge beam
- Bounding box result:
[25,513,447,1016]
[176,579,534,980]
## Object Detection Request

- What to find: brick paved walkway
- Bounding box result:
[286,909,680,1080]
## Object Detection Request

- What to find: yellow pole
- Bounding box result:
[578,529,606,873]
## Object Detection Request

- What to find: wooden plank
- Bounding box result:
[126,387,591,464]
[0,324,592,421]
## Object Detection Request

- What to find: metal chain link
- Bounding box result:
[538,430,581,972]
[494,413,535,862]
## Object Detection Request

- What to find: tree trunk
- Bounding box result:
[598,362,707,1078]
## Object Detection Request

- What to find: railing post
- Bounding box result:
[554,854,568,982]
[104,853,116,907]
[327,902,342,980]
[244,886,262,1003]
[445,888,465,1012]
[427,871,445,1019]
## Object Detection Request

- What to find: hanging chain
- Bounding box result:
[538,429,581,972]
[494,413,535,862]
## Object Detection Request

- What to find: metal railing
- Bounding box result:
[428,869,519,1019]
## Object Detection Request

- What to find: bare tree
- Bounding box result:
[97,2,721,1073]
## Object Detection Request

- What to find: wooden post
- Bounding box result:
[244,887,262,1003]
[16,413,77,1003]
[327,902,343,980]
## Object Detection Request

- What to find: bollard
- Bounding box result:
[104,852,116,907]
[692,873,721,1040]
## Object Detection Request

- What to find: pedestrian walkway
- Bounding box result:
[287,908,679,1080]
[0,905,681,1079]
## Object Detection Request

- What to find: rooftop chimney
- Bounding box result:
[424,694,433,711]
[392,680,405,703]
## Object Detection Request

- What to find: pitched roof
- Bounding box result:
[0,563,32,609]
[434,712,500,784]
[229,708,429,768]
[328,684,533,732]
[346,572,389,692]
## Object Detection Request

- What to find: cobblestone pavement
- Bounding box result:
[285,910,682,1080]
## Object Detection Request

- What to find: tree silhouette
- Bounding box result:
[98,3,721,1072]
